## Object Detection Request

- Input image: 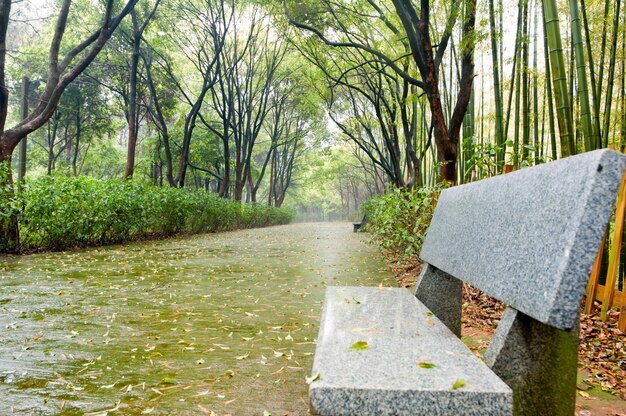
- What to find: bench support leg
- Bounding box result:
[484,307,579,416]
[414,264,462,337]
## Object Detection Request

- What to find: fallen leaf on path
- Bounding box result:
[306,372,321,384]
[350,341,368,351]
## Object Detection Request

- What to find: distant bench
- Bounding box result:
[308,149,626,415]
[353,215,368,232]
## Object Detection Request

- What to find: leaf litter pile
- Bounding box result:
[579,304,626,401]
[0,223,396,415]
[388,259,626,402]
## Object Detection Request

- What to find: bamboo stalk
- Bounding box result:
[542,3,558,160]
[601,0,621,148]
[580,0,602,148]
[489,0,505,167]
[595,0,611,144]
[622,21,626,150]
[570,0,594,151]
[532,0,539,164]
[522,0,530,162]
[504,0,525,147]
[514,49,522,166]
[543,0,576,157]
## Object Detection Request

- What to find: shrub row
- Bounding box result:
[12,176,294,250]
[361,186,442,257]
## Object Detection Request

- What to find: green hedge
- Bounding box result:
[12,176,294,250]
[361,186,442,257]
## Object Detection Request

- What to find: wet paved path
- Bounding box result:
[0,223,396,415]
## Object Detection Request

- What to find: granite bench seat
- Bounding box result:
[309,149,626,416]
[353,215,367,232]
[309,286,511,415]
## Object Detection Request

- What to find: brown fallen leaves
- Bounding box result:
[380,247,422,288]
[579,303,626,401]
[461,292,626,400]
[462,284,505,331]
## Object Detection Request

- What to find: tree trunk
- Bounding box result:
[143,49,175,186]
[268,149,275,206]
[388,0,475,183]
[18,76,28,183]
[124,10,140,180]
[72,95,81,176]
[218,139,230,198]
[0,142,18,250]
[248,170,257,203]
[47,120,55,174]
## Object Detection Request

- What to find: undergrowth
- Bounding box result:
[3,176,294,251]
[361,185,443,258]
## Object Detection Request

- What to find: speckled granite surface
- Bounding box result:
[414,264,463,337]
[485,307,579,416]
[420,149,626,330]
[309,286,512,415]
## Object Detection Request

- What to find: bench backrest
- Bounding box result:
[420,149,626,330]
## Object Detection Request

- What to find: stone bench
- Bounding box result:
[353,215,368,232]
[309,149,626,416]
